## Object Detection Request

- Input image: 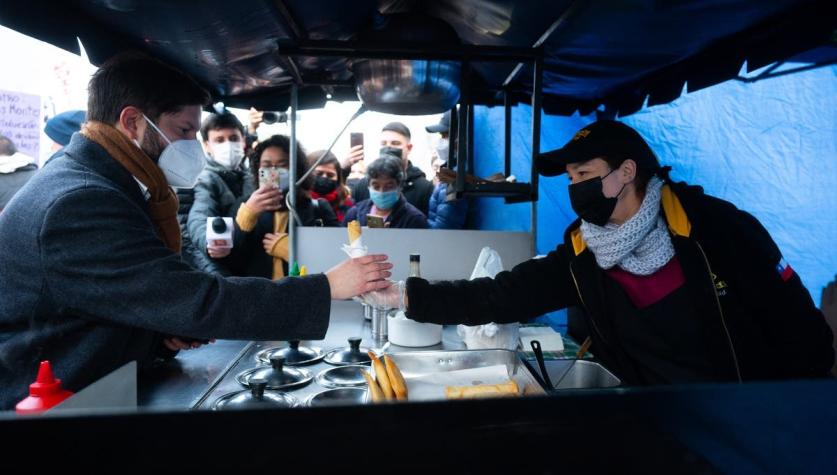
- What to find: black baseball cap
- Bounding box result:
[425,111,450,133]
[536,120,660,176]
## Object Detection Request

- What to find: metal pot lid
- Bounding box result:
[315,365,368,388]
[212,379,299,410]
[323,337,372,366]
[255,340,324,366]
[236,355,313,390]
[305,388,368,408]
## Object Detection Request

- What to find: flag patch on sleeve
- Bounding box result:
[776,257,794,282]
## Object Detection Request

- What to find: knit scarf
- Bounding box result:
[580,177,674,276]
[81,121,181,253]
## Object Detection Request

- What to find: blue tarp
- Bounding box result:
[470,63,837,327]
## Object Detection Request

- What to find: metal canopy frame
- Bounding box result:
[282,43,546,258]
[275,13,552,262]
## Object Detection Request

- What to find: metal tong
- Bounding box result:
[531,336,592,391]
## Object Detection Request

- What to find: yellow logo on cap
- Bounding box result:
[573,129,591,141]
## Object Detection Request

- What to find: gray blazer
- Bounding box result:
[0,133,331,409]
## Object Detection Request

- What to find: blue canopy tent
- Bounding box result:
[472,55,837,325]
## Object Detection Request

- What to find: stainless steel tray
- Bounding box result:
[386,349,545,395]
[315,365,368,389]
[304,388,369,407]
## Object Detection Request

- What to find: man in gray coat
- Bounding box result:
[0,52,392,410]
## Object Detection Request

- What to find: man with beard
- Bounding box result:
[0,52,393,410]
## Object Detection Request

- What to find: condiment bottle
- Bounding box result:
[409,254,421,278]
[16,361,74,414]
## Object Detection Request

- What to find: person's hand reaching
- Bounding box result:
[164,337,215,351]
[248,107,264,135]
[326,254,393,300]
[341,144,364,170]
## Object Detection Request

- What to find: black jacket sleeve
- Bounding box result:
[406,245,579,325]
[728,209,834,377]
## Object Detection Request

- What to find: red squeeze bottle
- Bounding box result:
[15,361,74,414]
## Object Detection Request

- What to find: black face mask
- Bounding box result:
[568,169,625,226]
[312,175,339,195]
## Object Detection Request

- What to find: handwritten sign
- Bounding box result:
[0,89,41,160]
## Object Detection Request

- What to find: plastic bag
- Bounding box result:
[457,247,520,350]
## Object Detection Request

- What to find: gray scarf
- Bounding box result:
[580,177,674,276]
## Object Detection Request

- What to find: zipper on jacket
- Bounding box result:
[569,262,608,344]
[695,242,743,382]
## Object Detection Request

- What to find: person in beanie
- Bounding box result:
[44,110,86,151]
[366,120,834,385]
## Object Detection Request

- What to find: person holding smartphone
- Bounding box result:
[342,153,428,229]
[346,122,435,217]
[341,132,365,183]
[232,134,339,279]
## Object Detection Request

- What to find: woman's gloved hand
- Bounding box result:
[359,280,406,311]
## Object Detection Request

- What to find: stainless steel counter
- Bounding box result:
[139,299,472,410]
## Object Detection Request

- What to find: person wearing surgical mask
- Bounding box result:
[362,120,834,387]
[0,52,394,410]
[185,113,253,272]
[231,135,338,280]
[347,122,435,217]
[342,154,428,229]
[425,112,469,230]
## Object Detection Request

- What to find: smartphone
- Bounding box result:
[350,132,364,148]
[259,167,288,189]
[366,214,386,228]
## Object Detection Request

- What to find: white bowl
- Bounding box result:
[388,312,442,347]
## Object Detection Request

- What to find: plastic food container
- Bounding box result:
[388,311,442,347]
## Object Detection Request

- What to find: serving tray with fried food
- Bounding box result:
[366,349,544,403]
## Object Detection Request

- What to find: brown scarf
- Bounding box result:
[81,121,182,253]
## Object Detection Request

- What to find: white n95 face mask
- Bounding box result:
[210,141,245,170]
[142,114,206,188]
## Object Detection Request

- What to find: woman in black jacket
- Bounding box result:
[369,120,834,385]
[231,135,338,279]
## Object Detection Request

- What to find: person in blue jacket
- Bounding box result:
[426,158,469,229]
[425,112,469,229]
[343,153,428,229]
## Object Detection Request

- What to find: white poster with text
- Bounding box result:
[0,89,41,161]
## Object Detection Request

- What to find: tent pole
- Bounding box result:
[288,84,298,269]
[530,57,543,256]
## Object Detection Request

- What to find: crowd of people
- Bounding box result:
[1,50,834,411]
[0,80,471,284]
[173,106,470,281]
